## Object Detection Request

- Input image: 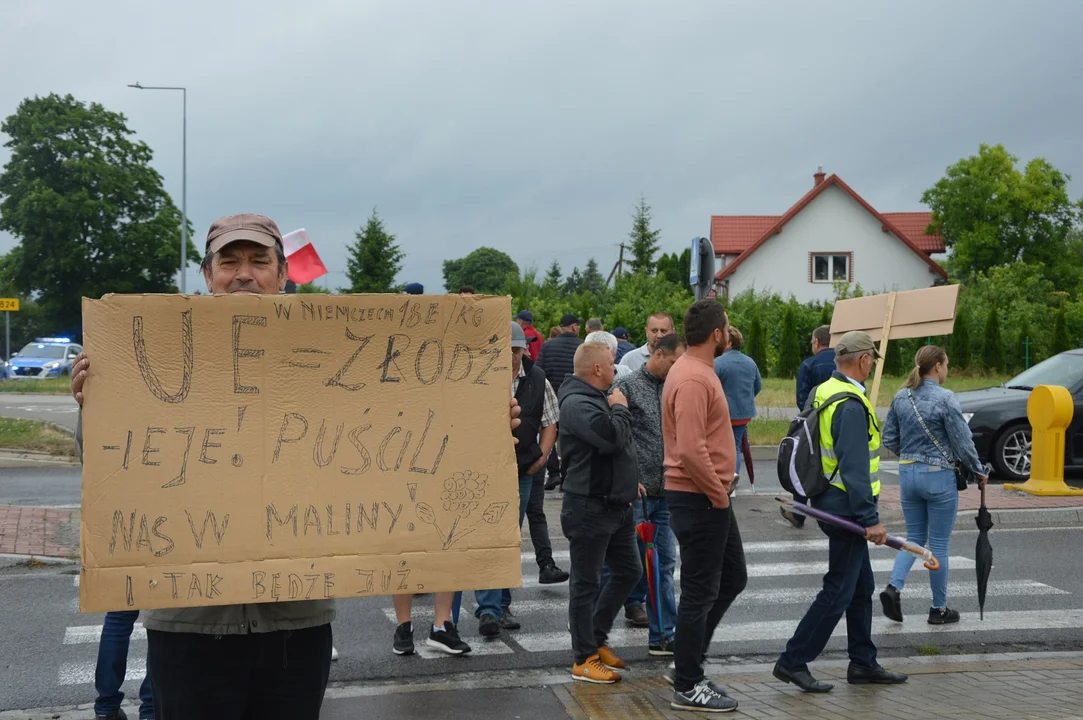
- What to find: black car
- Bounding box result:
[956,349,1083,482]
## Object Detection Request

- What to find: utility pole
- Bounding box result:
[606,243,626,286]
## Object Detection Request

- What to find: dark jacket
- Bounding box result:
[513,356,547,472]
[557,375,639,506]
[796,348,836,409]
[537,332,582,393]
[613,365,666,495]
[615,340,637,363]
[713,350,762,422]
[811,371,879,527]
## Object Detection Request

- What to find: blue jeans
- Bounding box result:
[732,424,747,475]
[779,521,877,671]
[95,611,153,720]
[636,497,677,645]
[475,473,534,618]
[889,463,959,609]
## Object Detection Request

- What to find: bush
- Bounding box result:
[776,304,802,378]
[981,304,1005,372]
[950,305,972,370]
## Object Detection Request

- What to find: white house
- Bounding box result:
[711,169,947,303]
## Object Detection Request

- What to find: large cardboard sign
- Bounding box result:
[79,293,521,612]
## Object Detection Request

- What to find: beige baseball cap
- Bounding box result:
[205,213,284,254]
[835,330,882,359]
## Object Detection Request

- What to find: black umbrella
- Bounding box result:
[975,483,994,620]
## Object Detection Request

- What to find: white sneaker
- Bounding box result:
[331,645,339,661]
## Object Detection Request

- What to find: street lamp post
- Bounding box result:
[128,82,188,293]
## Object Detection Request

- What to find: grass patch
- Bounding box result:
[0,378,71,394]
[746,419,791,446]
[0,417,76,456]
[916,644,941,656]
[755,374,1010,407]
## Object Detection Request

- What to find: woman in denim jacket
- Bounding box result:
[879,345,988,625]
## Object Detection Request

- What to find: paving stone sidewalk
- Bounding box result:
[878,482,1083,511]
[0,505,78,558]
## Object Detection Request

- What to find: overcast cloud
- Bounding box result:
[1,0,1081,294]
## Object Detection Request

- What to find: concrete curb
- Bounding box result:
[0,448,78,466]
[0,553,78,569]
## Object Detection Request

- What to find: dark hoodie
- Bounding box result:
[556,375,639,506]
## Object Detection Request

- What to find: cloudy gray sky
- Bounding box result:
[2,0,1081,294]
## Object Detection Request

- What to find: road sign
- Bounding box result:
[0,298,18,311]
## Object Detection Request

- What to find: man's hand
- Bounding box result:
[527,456,547,476]
[71,352,90,407]
[509,397,521,444]
[864,523,888,546]
[608,387,628,408]
[977,474,989,488]
[637,483,647,499]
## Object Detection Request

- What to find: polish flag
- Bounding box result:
[282,229,328,284]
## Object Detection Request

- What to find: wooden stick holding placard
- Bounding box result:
[868,291,897,409]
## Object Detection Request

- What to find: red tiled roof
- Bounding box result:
[713,174,948,282]
[881,212,944,253]
[711,216,779,255]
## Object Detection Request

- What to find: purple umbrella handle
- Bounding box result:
[777,497,940,571]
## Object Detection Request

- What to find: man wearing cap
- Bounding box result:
[537,314,583,491]
[404,282,424,295]
[619,312,675,372]
[774,331,908,694]
[516,310,543,362]
[69,213,524,719]
[475,322,561,636]
[612,328,636,363]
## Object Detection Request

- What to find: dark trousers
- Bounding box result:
[546,446,562,481]
[667,490,748,693]
[146,624,332,720]
[526,470,554,569]
[95,610,153,719]
[778,521,878,671]
[561,494,642,664]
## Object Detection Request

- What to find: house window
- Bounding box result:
[810,253,851,283]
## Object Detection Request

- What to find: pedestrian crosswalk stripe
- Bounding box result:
[64,623,146,645]
[521,539,914,563]
[58,658,145,686]
[513,609,1083,651]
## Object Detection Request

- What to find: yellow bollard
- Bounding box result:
[1004,385,1083,496]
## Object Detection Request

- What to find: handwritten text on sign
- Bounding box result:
[80,294,521,612]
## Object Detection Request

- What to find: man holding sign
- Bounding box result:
[72,213,523,719]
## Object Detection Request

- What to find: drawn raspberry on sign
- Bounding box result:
[440,470,488,518]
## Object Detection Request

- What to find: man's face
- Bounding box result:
[713,320,730,358]
[811,337,823,354]
[570,323,581,336]
[203,242,287,295]
[599,357,616,389]
[645,316,674,351]
[511,347,525,375]
[516,319,527,329]
[652,346,686,378]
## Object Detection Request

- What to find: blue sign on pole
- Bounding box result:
[689,237,701,286]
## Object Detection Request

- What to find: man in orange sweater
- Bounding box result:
[661,299,747,714]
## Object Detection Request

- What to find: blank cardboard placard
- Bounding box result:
[829,284,960,345]
[79,293,521,612]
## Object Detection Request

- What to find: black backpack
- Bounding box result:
[777,391,868,499]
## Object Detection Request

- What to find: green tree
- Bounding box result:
[442,247,519,294]
[582,257,605,295]
[776,304,802,378]
[950,305,972,370]
[744,312,768,374]
[543,260,563,292]
[0,93,196,331]
[1011,316,1032,372]
[922,143,1083,291]
[343,208,404,293]
[628,195,661,274]
[564,267,584,296]
[297,282,324,294]
[884,338,906,376]
[981,305,1005,372]
[819,304,832,328]
[1053,306,1070,354]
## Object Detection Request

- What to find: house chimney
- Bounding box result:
[813,166,825,187]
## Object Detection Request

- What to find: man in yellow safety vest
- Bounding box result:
[773,331,908,693]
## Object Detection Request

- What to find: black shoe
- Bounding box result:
[478,612,501,638]
[780,507,805,528]
[846,663,909,685]
[772,661,834,693]
[544,475,563,490]
[880,584,903,622]
[625,604,649,628]
[392,621,415,655]
[427,621,472,655]
[649,638,675,657]
[499,606,521,630]
[671,681,739,713]
[928,607,961,625]
[538,564,569,584]
[96,711,127,720]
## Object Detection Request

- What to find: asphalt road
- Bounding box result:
[0,392,79,431]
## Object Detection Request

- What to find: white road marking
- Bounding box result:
[58,658,145,686]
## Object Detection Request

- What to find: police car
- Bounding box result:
[2,337,83,380]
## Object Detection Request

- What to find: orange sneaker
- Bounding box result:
[597,645,627,670]
[572,654,622,684]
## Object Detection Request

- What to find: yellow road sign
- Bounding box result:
[0,298,19,311]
